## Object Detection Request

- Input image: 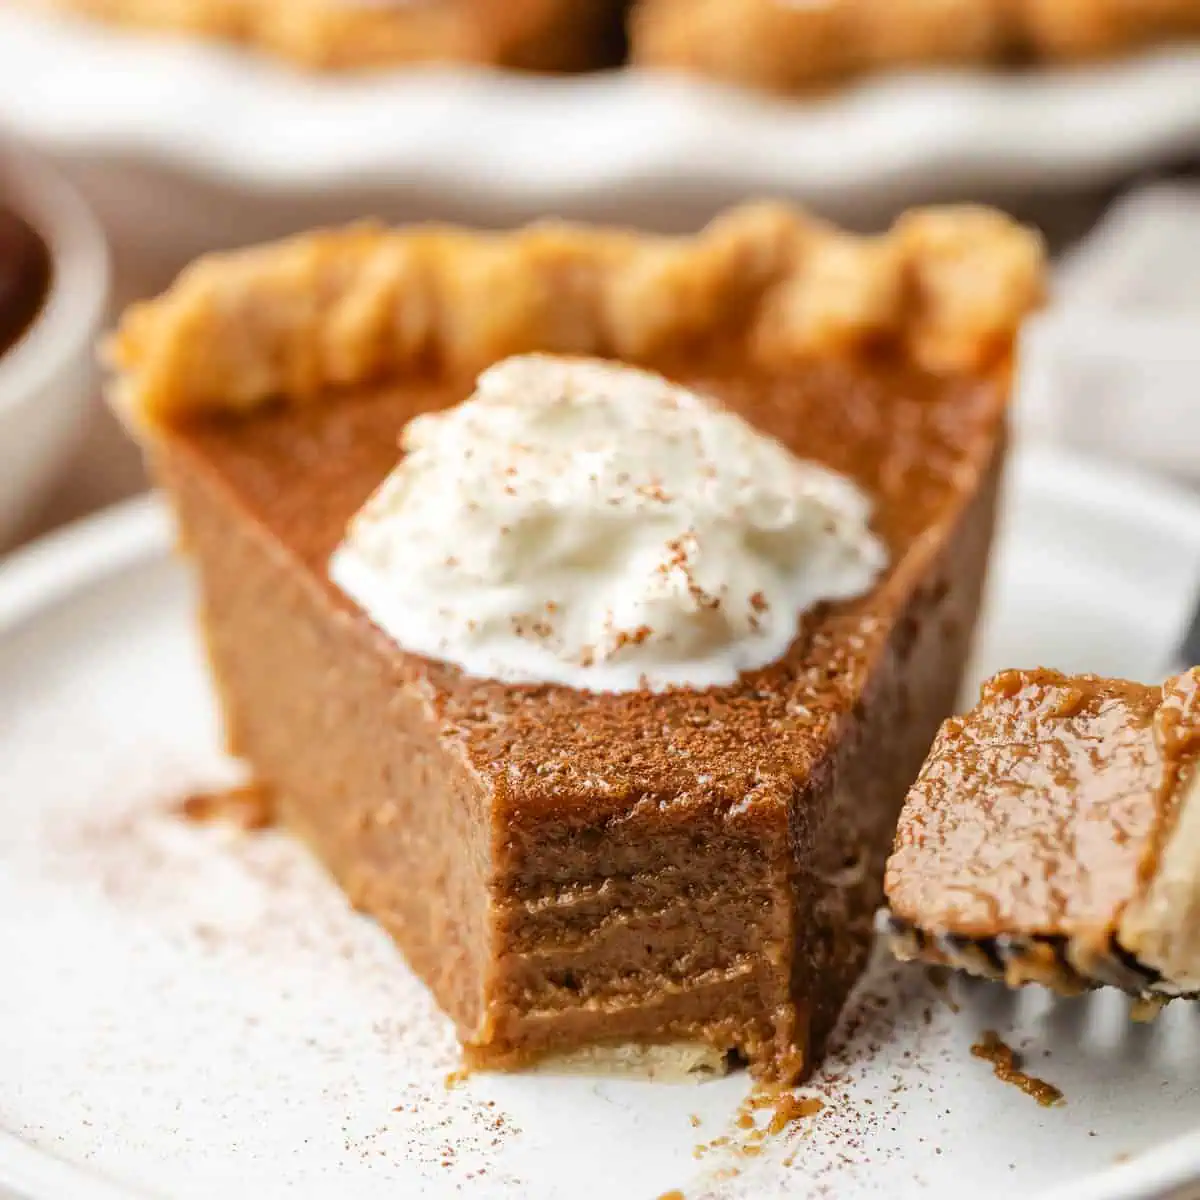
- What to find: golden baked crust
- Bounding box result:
[23,0,628,71]
[631,0,1200,92]
[109,201,1044,427]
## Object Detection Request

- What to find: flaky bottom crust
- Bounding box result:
[518,1041,733,1082]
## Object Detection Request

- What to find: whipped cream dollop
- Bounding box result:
[330,355,887,693]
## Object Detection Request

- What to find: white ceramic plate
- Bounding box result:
[2,445,1200,1200]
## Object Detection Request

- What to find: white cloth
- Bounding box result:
[1018,184,1200,487]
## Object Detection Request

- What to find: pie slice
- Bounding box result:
[107,202,1043,1082]
[631,0,1200,93]
[881,668,1200,1002]
[25,0,630,71]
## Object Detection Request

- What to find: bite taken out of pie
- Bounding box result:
[24,0,631,71]
[631,0,1200,94]
[107,201,1044,1083]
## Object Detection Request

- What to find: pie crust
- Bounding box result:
[110,200,1043,427]
[631,0,1200,92]
[23,0,629,71]
[24,0,1200,78]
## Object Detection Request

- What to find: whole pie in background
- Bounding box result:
[20,0,632,70]
[631,0,1200,93]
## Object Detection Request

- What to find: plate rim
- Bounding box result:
[1,9,1199,201]
[1,445,1200,1200]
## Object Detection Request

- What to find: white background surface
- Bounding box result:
[1,447,1199,1200]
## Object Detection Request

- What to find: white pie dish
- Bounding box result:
[0,444,1198,1200]
[0,7,1198,288]
[0,144,109,547]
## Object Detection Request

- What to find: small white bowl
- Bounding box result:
[0,145,110,546]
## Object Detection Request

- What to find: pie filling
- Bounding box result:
[882,668,1200,1003]
[631,0,1200,93]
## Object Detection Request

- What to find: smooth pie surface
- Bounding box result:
[170,354,998,816]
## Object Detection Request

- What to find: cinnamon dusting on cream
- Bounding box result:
[330,353,885,693]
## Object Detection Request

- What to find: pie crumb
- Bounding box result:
[176,783,274,832]
[970,1031,1064,1107]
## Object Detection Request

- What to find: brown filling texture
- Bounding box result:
[886,668,1200,945]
